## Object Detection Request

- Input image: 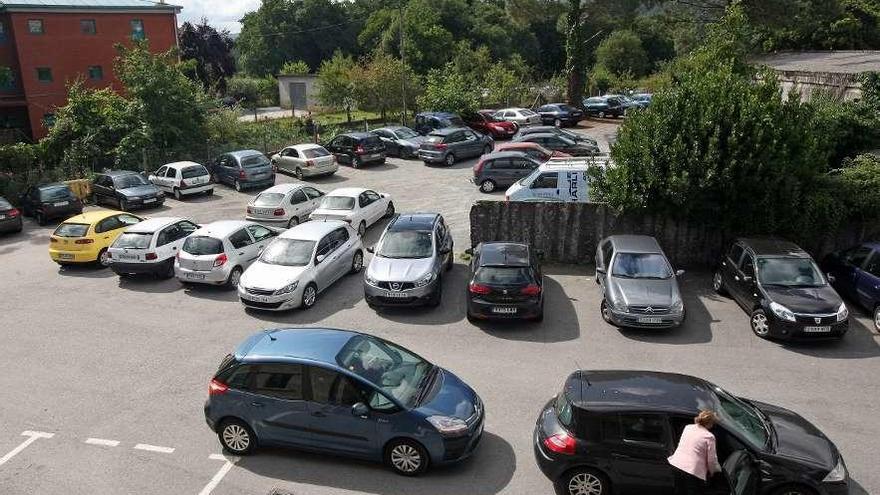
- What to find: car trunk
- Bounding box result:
[109,232,155,262]
[181,166,211,187]
[51,223,91,251]
[471,266,539,304]
[180,236,225,271]
[240,155,273,181]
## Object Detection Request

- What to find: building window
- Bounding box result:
[0,21,7,42]
[81,19,96,35]
[88,65,103,80]
[130,19,145,40]
[36,67,52,82]
[0,73,15,91]
[28,19,44,34]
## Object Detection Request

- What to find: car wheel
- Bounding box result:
[287,216,299,228]
[234,180,242,192]
[218,419,256,455]
[554,118,562,128]
[160,259,175,279]
[874,305,880,332]
[384,202,395,218]
[384,438,429,476]
[479,179,496,193]
[445,250,454,271]
[294,168,303,180]
[466,311,477,323]
[533,304,544,322]
[173,188,182,200]
[226,266,242,289]
[750,309,771,339]
[205,188,214,196]
[352,157,362,168]
[97,248,111,268]
[712,270,727,295]
[444,153,455,166]
[350,250,364,274]
[301,283,318,309]
[555,468,610,495]
[598,111,606,119]
[358,221,367,237]
[35,211,47,226]
[600,299,614,325]
[483,145,492,155]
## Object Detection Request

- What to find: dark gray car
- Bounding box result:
[418,127,493,166]
[91,171,165,211]
[472,151,542,193]
[595,235,685,328]
[0,196,22,233]
[513,125,598,147]
[209,150,276,192]
[371,126,426,159]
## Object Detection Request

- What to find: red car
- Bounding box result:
[493,142,571,162]
[463,110,519,139]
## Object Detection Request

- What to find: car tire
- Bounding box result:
[173,188,182,200]
[554,118,562,128]
[533,304,544,322]
[384,202,395,218]
[205,188,214,196]
[97,248,111,268]
[444,153,455,166]
[479,179,496,193]
[159,259,175,279]
[301,283,318,310]
[218,419,256,456]
[555,468,611,495]
[353,156,362,169]
[287,216,299,228]
[295,168,303,180]
[600,299,615,325]
[750,309,771,339]
[712,270,728,296]
[358,221,367,237]
[234,180,242,192]
[874,305,880,332]
[120,198,129,212]
[384,438,429,476]
[445,250,454,271]
[598,111,606,119]
[35,211,47,226]
[226,266,242,289]
[350,250,364,274]
[466,311,477,323]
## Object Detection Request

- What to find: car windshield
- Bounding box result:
[474,266,533,285]
[39,185,74,201]
[612,253,672,279]
[446,116,465,126]
[714,386,771,449]
[394,128,419,139]
[557,136,577,146]
[0,197,11,209]
[114,174,150,189]
[183,236,223,255]
[757,257,826,287]
[335,334,433,409]
[302,147,330,158]
[253,192,285,207]
[260,238,315,266]
[425,134,444,143]
[320,196,355,210]
[181,165,208,179]
[522,109,538,116]
[377,231,434,259]
[114,232,152,249]
[53,223,89,237]
[241,154,269,168]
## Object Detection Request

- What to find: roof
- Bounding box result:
[607,235,662,254]
[429,127,469,136]
[495,142,544,150]
[326,187,368,198]
[417,111,458,118]
[752,51,880,75]
[103,170,140,177]
[62,209,129,224]
[236,328,358,365]
[520,126,557,133]
[0,0,181,12]
[738,238,810,257]
[496,107,530,112]
[541,157,611,169]
[478,242,530,267]
[338,132,376,139]
[193,220,252,238]
[289,143,325,151]
[280,219,347,240]
[227,150,264,158]
[568,370,719,415]
[481,151,531,160]
[388,213,439,232]
[259,183,307,195]
[124,216,183,233]
[164,161,202,169]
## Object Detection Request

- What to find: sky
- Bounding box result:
[173,0,260,34]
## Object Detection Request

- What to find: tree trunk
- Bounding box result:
[565,0,586,107]
[346,106,352,123]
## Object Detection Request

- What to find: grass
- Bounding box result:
[314,110,382,126]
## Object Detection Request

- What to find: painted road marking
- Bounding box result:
[0,431,54,467]
[85,438,120,447]
[133,443,175,454]
[198,454,239,495]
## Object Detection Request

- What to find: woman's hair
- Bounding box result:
[695,410,718,428]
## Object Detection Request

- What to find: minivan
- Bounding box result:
[504,157,610,202]
[473,151,542,193]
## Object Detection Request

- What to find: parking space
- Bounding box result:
[1,120,879,494]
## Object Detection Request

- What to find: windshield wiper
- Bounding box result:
[414,365,437,405]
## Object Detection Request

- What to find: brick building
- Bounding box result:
[0,0,181,142]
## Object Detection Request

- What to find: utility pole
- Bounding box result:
[399,2,407,126]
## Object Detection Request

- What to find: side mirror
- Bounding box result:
[439,246,451,255]
[464,248,474,255]
[315,254,326,264]
[351,402,370,418]
[675,269,685,277]
[366,246,375,254]
[827,273,836,284]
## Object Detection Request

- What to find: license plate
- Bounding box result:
[804,326,831,333]
[53,201,69,207]
[117,254,137,261]
[58,253,74,260]
[638,317,663,324]
[143,198,157,203]
[246,295,271,303]
[384,291,409,298]
[255,208,273,215]
[492,307,517,314]
[185,272,206,280]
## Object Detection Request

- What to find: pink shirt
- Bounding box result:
[668,424,722,481]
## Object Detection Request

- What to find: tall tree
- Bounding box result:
[178,19,236,93]
[316,51,358,122]
[564,0,589,106]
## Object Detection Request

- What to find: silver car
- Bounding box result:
[245,183,324,228]
[270,144,337,180]
[175,220,279,288]
[595,235,685,328]
[364,213,454,308]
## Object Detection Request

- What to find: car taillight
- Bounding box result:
[238,169,246,179]
[75,238,94,244]
[8,208,20,218]
[180,180,188,188]
[246,206,253,214]
[145,252,158,260]
[209,378,228,396]
[543,432,576,455]
[469,283,491,295]
[50,237,58,243]
[213,253,228,267]
[434,143,448,150]
[273,208,285,216]
[355,145,366,154]
[305,159,315,167]
[521,284,542,296]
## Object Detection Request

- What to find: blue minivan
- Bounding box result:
[205,328,484,475]
[823,242,880,331]
[209,150,275,192]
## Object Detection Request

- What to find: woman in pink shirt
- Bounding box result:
[668,410,723,494]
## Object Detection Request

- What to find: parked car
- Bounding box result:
[513,125,599,148]
[492,107,541,127]
[534,370,849,495]
[92,170,165,212]
[465,242,544,321]
[607,94,642,114]
[109,217,199,278]
[205,328,485,475]
[49,210,143,267]
[175,220,279,288]
[270,143,337,179]
[309,187,395,237]
[18,183,82,226]
[494,142,571,162]
[595,235,685,328]
[413,111,466,135]
[364,213,454,308]
[631,93,653,108]
[209,150,276,192]
[472,151,543,193]
[0,196,22,234]
[536,104,585,127]
[245,183,325,229]
[325,132,386,168]
[513,133,600,156]
[238,220,363,311]
[148,161,214,200]
[823,242,880,331]
[582,96,626,118]
[713,238,849,340]
[371,126,426,159]
[418,127,494,166]
[462,110,519,139]
[505,157,611,203]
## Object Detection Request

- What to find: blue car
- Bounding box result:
[205,328,485,475]
[823,242,880,330]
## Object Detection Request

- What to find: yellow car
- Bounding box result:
[49,210,144,267]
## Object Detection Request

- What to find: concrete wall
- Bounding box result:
[770,70,864,101]
[278,75,318,110]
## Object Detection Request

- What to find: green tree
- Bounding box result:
[280,60,311,75]
[351,53,420,121]
[316,51,357,122]
[484,57,531,107]
[178,19,236,92]
[595,29,648,77]
[418,63,480,113]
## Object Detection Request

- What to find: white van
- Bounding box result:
[504,156,610,203]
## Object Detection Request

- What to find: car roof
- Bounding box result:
[235,328,359,364]
[429,127,468,136]
[326,187,369,198]
[280,220,348,240]
[482,151,531,160]
[63,209,131,224]
[478,242,530,266]
[227,150,264,158]
[389,213,439,231]
[524,132,564,139]
[737,238,811,257]
[607,235,662,254]
[124,216,186,233]
[522,126,556,133]
[164,161,203,169]
[103,170,140,177]
[36,182,72,190]
[259,183,307,195]
[540,156,611,170]
[496,142,541,149]
[193,220,253,238]
[339,132,376,139]
[568,370,719,415]
[289,143,325,151]
[375,126,411,133]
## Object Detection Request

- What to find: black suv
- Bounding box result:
[92,170,165,211]
[18,183,83,225]
[465,242,543,321]
[325,132,386,168]
[713,238,848,340]
[536,103,584,127]
[534,370,849,495]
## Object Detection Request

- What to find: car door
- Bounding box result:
[376,130,397,155]
[436,218,453,266]
[228,228,256,267]
[278,148,299,173]
[150,166,168,190]
[217,155,235,184]
[314,233,338,289]
[332,226,357,281]
[596,238,614,289]
[328,136,348,164]
[833,245,873,300]
[464,129,484,157]
[241,363,315,448]
[528,172,559,199]
[165,166,180,190]
[155,223,182,261]
[513,156,539,182]
[305,365,379,458]
[601,413,676,495]
[288,188,311,221]
[301,187,324,216]
[91,175,110,204]
[246,224,276,258]
[732,251,759,309]
[723,450,760,495]
[362,191,385,225]
[721,243,745,297]
[856,251,880,310]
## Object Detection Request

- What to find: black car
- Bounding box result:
[713,238,849,340]
[582,96,626,119]
[325,132,386,168]
[534,370,849,495]
[91,170,165,212]
[370,126,426,159]
[0,196,23,233]
[465,242,543,321]
[18,183,83,225]
[536,104,584,127]
[513,125,599,148]
[514,133,600,157]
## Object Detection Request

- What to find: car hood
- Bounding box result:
[310,208,352,221]
[367,255,434,282]
[418,368,478,420]
[762,285,842,314]
[119,185,160,197]
[241,261,308,289]
[752,400,838,469]
[609,277,679,307]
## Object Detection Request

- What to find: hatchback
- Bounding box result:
[245,183,325,228]
[465,242,544,321]
[713,238,848,340]
[49,210,143,267]
[209,150,276,192]
[109,217,199,278]
[534,370,849,495]
[364,213,454,308]
[19,183,83,225]
[205,328,485,476]
[472,151,542,193]
[462,110,519,139]
[371,126,426,159]
[238,220,363,311]
[325,132,386,168]
[175,220,278,288]
[0,196,23,233]
[536,104,584,127]
[418,127,493,166]
[492,107,542,127]
[271,143,337,179]
[148,161,214,200]
[582,96,626,118]
[309,188,395,237]
[92,170,165,211]
[514,133,600,156]
[823,242,880,330]
[513,125,599,148]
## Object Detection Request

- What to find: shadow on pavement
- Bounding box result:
[372,263,472,326]
[782,316,880,359]
[57,263,116,279]
[181,282,240,302]
[116,274,183,294]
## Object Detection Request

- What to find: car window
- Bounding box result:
[531,172,558,189]
[228,229,253,249]
[241,154,270,168]
[303,187,323,200]
[601,241,613,270]
[728,244,745,265]
[251,364,305,400]
[740,255,755,276]
[365,191,380,202]
[603,414,668,446]
[183,236,223,255]
[247,224,274,242]
[490,158,511,170]
[39,185,75,201]
[358,192,370,208]
[95,216,123,234]
[114,174,150,189]
[54,223,90,237]
[157,224,181,247]
[612,253,672,279]
[155,166,167,177]
[844,246,873,268]
[178,220,199,236]
[284,148,300,158]
[320,196,355,210]
[290,189,308,204]
[181,165,207,179]
[308,366,369,406]
[464,131,478,141]
[114,232,152,249]
[446,132,464,143]
[332,227,350,246]
[303,147,330,158]
[865,253,880,277]
[316,234,334,257]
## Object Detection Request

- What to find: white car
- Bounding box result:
[175,220,279,288]
[238,220,364,311]
[270,144,338,180]
[504,156,610,203]
[493,107,542,127]
[245,183,325,228]
[309,187,394,237]
[109,217,200,278]
[148,161,214,200]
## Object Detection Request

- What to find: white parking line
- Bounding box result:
[133,443,175,454]
[198,454,238,495]
[0,431,54,467]
[85,438,120,447]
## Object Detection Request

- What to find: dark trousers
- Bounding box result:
[675,469,707,495]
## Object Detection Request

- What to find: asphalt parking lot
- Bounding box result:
[1,120,878,495]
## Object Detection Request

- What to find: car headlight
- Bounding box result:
[836,302,848,322]
[769,301,796,322]
[426,415,468,437]
[129,196,143,201]
[671,299,684,314]
[274,280,299,295]
[414,272,435,288]
[610,296,627,312]
[823,457,847,483]
[364,273,380,286]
